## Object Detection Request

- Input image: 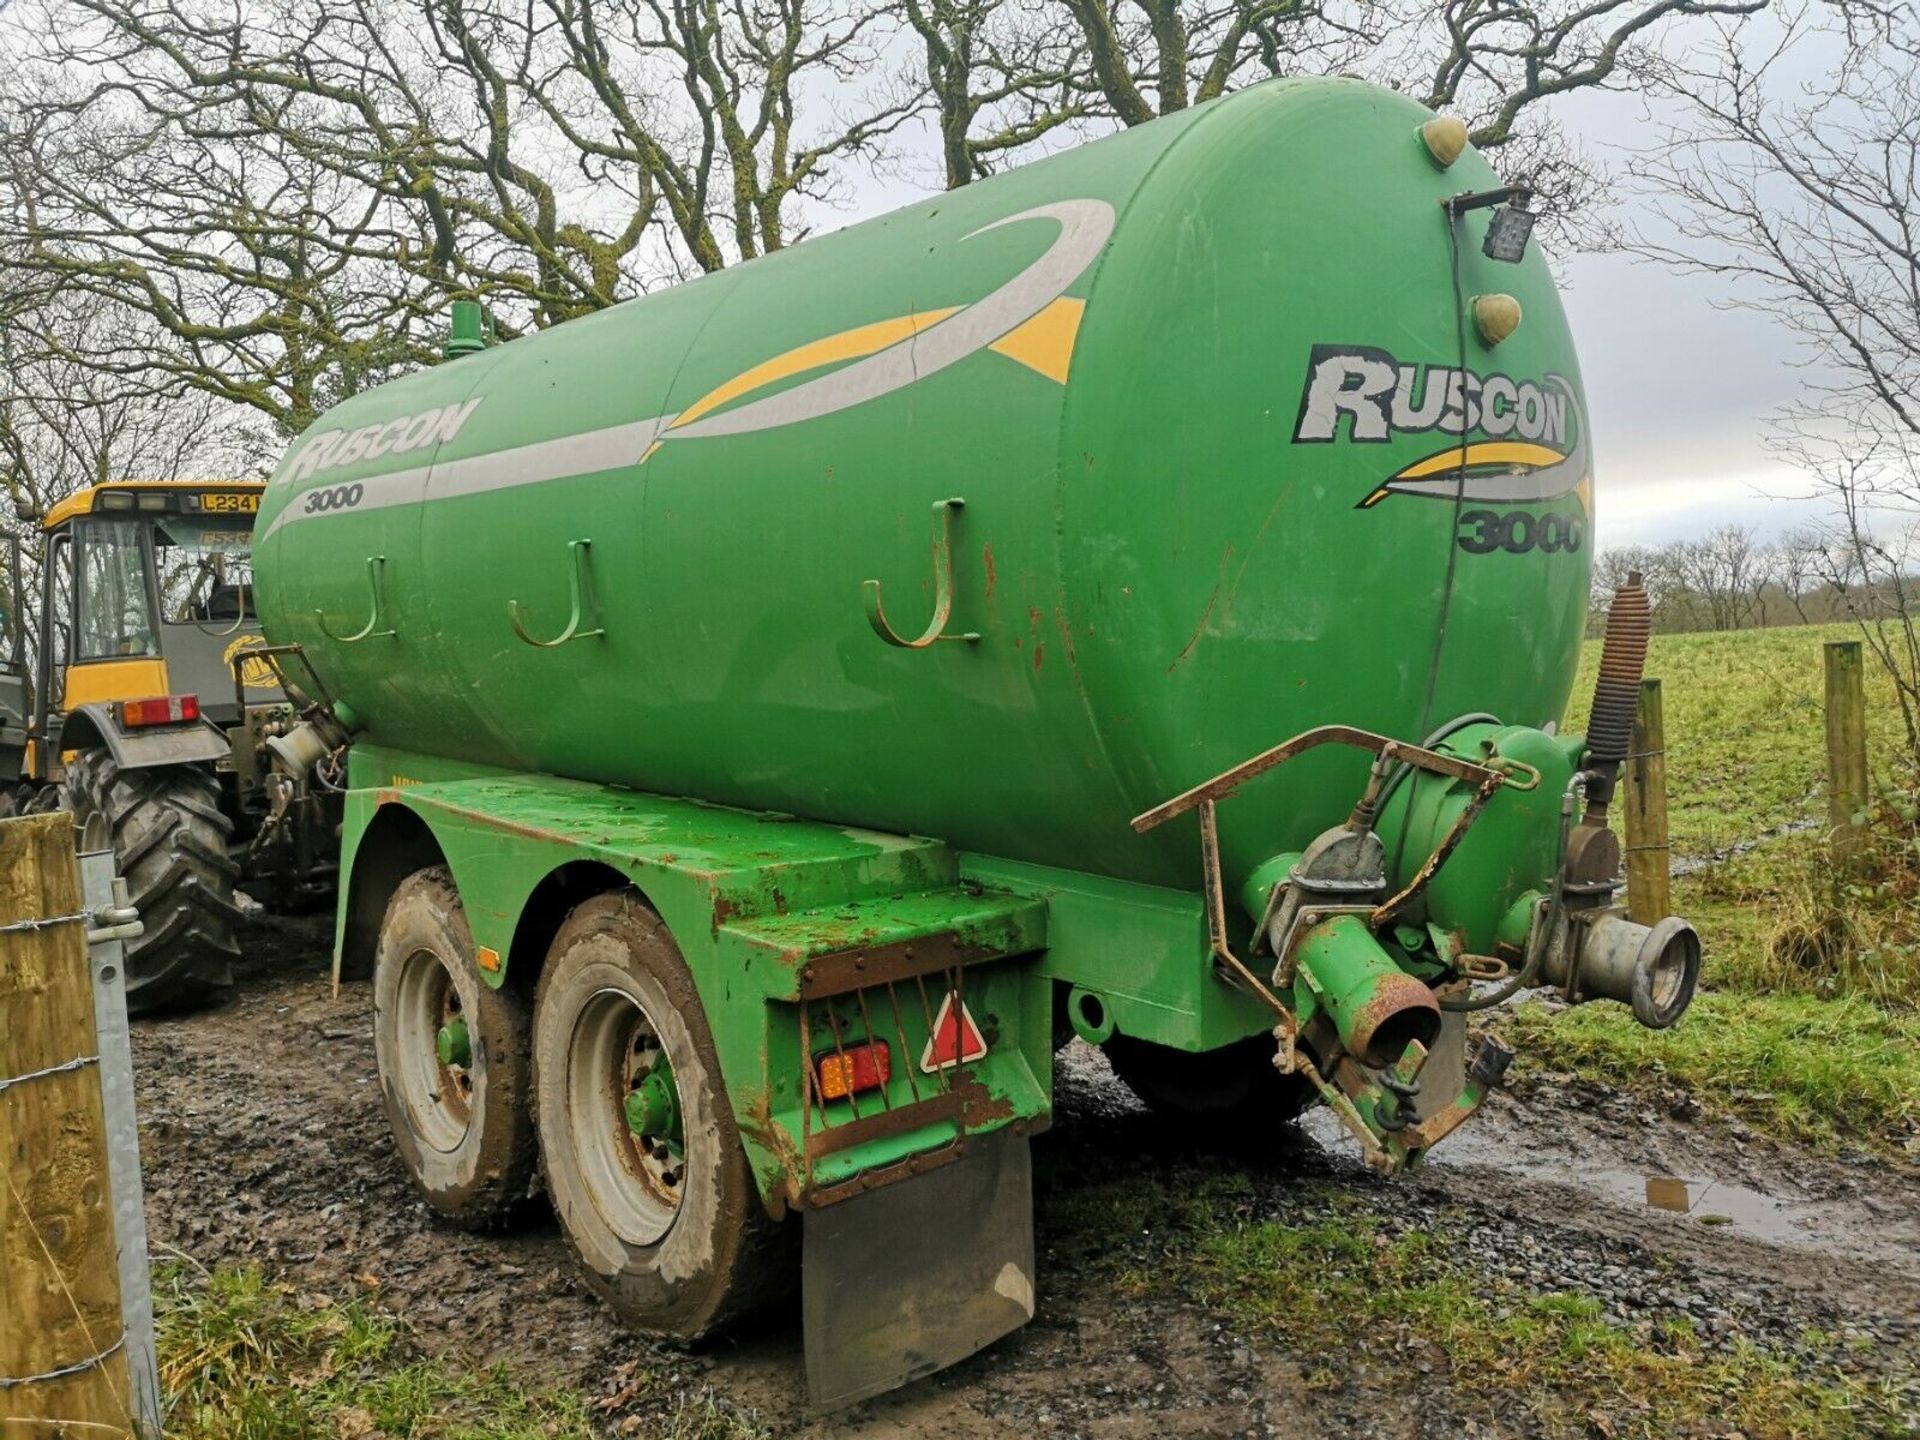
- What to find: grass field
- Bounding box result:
[1564,621,1916,864]
[155,1264,765,1440]
[1521,622,1920,1155]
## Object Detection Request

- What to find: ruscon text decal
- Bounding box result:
[286,399,486,484]
[1292,344,1592,545]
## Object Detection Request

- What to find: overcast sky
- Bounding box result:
[1547,64,1836,551]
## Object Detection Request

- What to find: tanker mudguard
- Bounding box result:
[58,702,232,770]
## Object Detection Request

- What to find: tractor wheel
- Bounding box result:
[373,866,539,1228]
[533,892,791,1341]
[64,750,242,1015]
[1104,1032,1319,1131]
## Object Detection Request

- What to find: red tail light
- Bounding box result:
[119,694,200,728]
[817,1041,891,1101]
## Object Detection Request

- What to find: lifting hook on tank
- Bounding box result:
[862,497,981,649]
[508,538,607,648]
[316,555,398,643]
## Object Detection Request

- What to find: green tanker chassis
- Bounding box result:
[335,716,1581,1206]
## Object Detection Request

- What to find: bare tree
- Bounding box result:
[1590,542,1668,632]
[0,0,917,436]
[910,0,1769,217]
[1634,6,1920,762]
[1674,523,1771,631]
[1776,526,1827,623]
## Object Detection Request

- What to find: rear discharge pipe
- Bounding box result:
[1476,573,1697,1029]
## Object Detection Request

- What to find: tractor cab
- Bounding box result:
[32,480,276,748]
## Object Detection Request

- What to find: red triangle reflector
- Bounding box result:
[920,991,988,1073]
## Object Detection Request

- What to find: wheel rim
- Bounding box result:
[392,946,474,1152]
[78,808,109,853]
[567,986,685,1245]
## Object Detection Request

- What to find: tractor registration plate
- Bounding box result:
[201,493,260,513]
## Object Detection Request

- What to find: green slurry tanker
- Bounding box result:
[253,77,1699,1405]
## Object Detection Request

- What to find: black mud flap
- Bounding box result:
[803,1127,1035,1410]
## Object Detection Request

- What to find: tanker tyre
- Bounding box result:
[533,892,790,1343]
[373,867,538,1229]
[1104,1032,1318,1132]
[64,750,241,1016]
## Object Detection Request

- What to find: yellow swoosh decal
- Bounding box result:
[1388,441,1568,481]
[669,308,962,433]
[986,297,1086,384]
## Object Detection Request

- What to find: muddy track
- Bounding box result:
[134,916,1919,1437]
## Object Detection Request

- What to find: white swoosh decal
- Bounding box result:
[666,200,1115,439]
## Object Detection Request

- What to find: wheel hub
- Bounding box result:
[436,1017,471,1068]
[568,987,686,1245]
[390,946,475,1152]
[624,1058,681,1150]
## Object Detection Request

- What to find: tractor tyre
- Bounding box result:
[64,749,242,1015]
[373,866,539,1228]
[534,892,792,1342]
[1104,1032,1319,1132]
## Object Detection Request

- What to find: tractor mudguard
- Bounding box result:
[59,702,232,770]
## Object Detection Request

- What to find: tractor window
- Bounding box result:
[155,515,255,626]
[73,517,161,661]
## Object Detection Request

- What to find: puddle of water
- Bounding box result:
[1302,1109,1920,1272]
[1670,815,1820,877]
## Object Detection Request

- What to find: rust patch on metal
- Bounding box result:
[807,1141,966,1208]
[404,796,573,846]
[798,932,1005,1000]
[737,1088,804,1220]
[983,543,997,599]
[1168,547,1233,673]
[957,1076,1017,1128]
[805,1089,968,1159]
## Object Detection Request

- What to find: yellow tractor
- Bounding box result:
[0,479,337,1011]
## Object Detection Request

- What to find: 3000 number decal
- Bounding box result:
[302,483,365,515]
[1456,509,1585,556]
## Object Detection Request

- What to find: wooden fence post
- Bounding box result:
[1625,678,1669,925]
[1825,640,1870,864]
[0,812,135,1438]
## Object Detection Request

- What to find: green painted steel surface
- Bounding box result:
[341,743,1053,1202]
[256,76,1590,907]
